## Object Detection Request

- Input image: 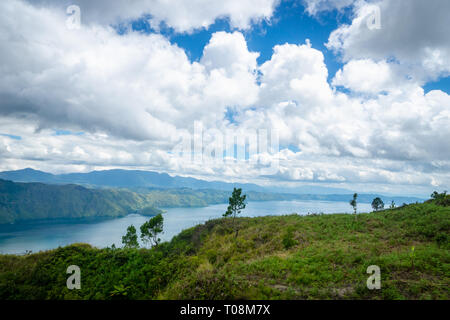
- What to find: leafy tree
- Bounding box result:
[349,193,358,216]
[223,188,247,238]
[122,225,139,248]
[371,197,384,212]
[431,191,446,200]
[140,213,164,247]
[431,191,449,206]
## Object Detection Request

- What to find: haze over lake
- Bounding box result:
[0,200,373,254]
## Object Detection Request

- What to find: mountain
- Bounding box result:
[0,168,56,183]
[0,168,386,195]
[0,168,425,204]
[0,179,330,224]
[0,179,162,224]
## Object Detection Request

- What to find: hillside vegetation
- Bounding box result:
[0,179,293,224]
[0,179,162,224]
[4,178,409,224]
[0,179,307,224]
[0,198,448,300]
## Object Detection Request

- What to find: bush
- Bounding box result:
[282,230,298,249]
[431,191,449,206]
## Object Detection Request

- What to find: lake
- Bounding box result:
[0,200,373,254]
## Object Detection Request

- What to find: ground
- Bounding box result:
[0,199,449,300]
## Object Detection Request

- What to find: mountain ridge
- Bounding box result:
[0,168,424,200]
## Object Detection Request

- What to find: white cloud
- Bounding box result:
[200,31,260,107]
[332,59,398,94]
[28,0,280,32]
[326,0,450,83]
[0,1,263,142]
[0,0,449,195]
[303,0,356,15]
[258,40,333,108]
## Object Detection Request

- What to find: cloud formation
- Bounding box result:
[0,0,449,195]
[327,0,450,83]
[27,0,280,32]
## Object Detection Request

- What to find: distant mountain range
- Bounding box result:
[0,168,352,194]
[0,167,415,196]
[0,168,425,205]
[0,168,426,223]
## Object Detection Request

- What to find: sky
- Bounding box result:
[0,0,449,197]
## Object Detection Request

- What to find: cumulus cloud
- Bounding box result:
[332,59,399,94]
[0,0,262,142]
[303,0,356,15]
[258,40,333,107]
[0,0,449,194]
[27,0,280,32]
[326,0,450,83]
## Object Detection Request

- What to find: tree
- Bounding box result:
[431,191,447,200]
[223,188,247,238]
[390,200,396,209]
[140,213,164,247]
[349,193,358,216]
[122,225,139,248]
[431,191,448,206]
[371,197,384,212]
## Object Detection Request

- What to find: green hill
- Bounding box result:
[0,198,448,300]
[0,179,162,224]
[1,179,390,224]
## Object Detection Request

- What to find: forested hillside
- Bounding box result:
[0,179,161,224]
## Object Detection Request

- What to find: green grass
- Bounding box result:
[0,199,449,300]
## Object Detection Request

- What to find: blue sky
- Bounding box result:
[122,0,449,94]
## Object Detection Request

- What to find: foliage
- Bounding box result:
[349,193,358,215]
[0,200,448,300]
[409,246,416,271]
[110,284,130,299]
[122,225,139,249]
[0,178,423,224]
[282,229,298,249]
[223,188,247,219]
[223,188,246,238]
[371,197,385,212]
[0,179,162,224]
[140,214,164,247]
[430,191,449,206]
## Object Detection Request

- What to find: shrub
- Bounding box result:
[282,230,298,249]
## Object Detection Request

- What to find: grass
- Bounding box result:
[0,199,448,300]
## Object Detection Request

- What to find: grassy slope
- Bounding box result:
[0,200,448,300]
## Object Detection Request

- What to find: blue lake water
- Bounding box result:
[0,200,373,254]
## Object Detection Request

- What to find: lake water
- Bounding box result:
[0,200,373,254]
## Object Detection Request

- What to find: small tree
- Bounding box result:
[371,197,384,212]
[223,187,246,238]
[140,213,164,247]
[349,193,358,217]
[389,200,396,209]
[122,225,139,248]
[431,191,448,206]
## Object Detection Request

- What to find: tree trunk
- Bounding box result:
[233,211,239,238]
